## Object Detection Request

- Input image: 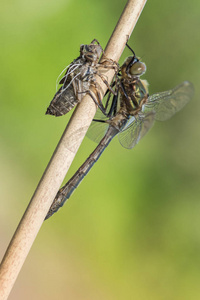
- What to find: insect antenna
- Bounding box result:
[126,43,136,57]
[125,43,139,71]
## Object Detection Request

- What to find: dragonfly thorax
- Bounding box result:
[120,77,148,115]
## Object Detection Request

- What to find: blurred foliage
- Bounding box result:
[0,0,200,299]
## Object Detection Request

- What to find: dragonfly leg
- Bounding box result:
[90,39,101,45]
[91,80,119,117]
[104,89,113,111]
[92,118,106,123]
[107,90,119,117]
[78,88,109,116]
[96,72,117,95]
[120,81,129,100]
[104,80,116,96]
[99,58,119,72]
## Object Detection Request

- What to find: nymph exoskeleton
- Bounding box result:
[46,39,118,117]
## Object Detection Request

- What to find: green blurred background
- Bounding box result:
[0,0,200,299]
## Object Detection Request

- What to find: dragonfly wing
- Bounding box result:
[86,120,109,143]
[144,81,194,121]
[118,112,155,149]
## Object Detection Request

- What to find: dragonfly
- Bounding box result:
[45,45,194,220]
[46,39,118,117]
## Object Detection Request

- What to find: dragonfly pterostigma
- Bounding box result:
[45,44,194,220]
[46,39,118,117]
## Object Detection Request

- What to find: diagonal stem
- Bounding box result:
[0,0,147,299]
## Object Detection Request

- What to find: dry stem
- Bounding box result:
[0,0,147,299]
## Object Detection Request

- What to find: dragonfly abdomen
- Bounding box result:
[46,85,78,116]
[45,126,118,220]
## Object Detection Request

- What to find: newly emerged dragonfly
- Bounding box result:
[45,46,194,220]
[46,39,118,116]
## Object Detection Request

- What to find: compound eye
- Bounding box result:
[130,61,146,76]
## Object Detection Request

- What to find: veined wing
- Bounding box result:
[144,81,194,121]
[86,119,109,144]
[118,112,155,149]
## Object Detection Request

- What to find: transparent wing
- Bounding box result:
[86,120,109,143]
[93,104,108,121]
[118,112,155,149]
[144,81,194,121]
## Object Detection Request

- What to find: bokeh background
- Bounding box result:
[0,0,200,299]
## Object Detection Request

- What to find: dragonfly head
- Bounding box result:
[80,41,103,63]
[121,56,146,79]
